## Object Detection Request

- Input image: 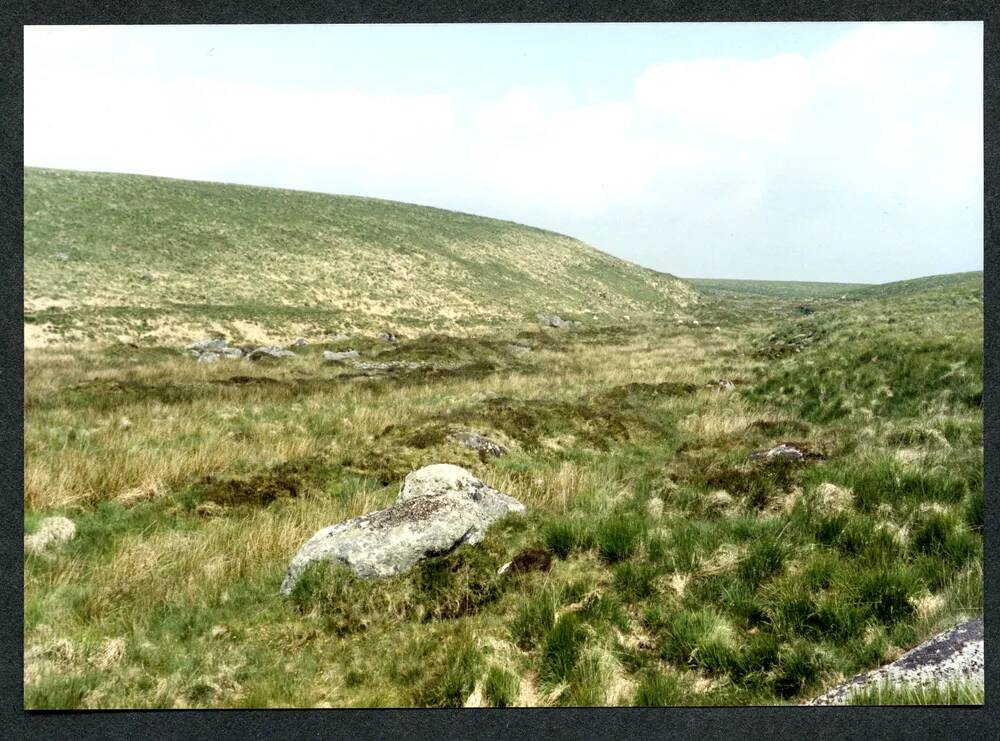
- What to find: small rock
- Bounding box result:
[537,313,571,329]
[323,350,360,364]
[497,561,512,575]
[140,271,155,281]
[707,379,736,391]
[507,344,532,354]
[749,443,804,462]
[377,331,400,343]
[53,252,71,262]
[118,417,133,430]
[448,431,508,458]
[291,338,309,347]
[246,346,295,361]
[24,516,76,555]
[187,338,229,352]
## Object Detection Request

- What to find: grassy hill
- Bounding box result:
[846,271,982,300]
[24,168,696,346]
[688,278,867,299]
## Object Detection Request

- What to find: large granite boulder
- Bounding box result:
[279,464,525,595]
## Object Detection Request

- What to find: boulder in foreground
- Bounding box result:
[279,464,525,595]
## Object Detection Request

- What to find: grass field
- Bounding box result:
[23,170,983,708]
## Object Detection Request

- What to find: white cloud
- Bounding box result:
[24,22,982,280]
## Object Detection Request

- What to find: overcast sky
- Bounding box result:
[24,22,982,283]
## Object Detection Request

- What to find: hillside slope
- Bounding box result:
[24,168,695,346]
[847,271,983,300]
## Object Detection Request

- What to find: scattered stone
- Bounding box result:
[279,463,526,594]
[53,252,71,261]
[806,617,983,705]
[537,313,572,329]
[448,431,508,458]
[706,379,736,391]
[749,443,805,462]
[507,344,532,354]
[140,271,155,281]
[353,360,426,372]
[378,331,400,343]
[323,350,360,364]
[246,346,295,361]
[195,502,226,518]
[186,338,245,363]
[291,338,309,347]
[187,338,229,353]
[691,319,700,326]
[24,516,76,555]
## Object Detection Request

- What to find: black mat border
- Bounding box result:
[2,2,997,739]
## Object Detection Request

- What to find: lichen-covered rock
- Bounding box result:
[24,516,76,555]
[279,464,525,595]
[806,617,983,705]
[448,431,508,458]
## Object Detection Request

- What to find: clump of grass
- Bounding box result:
[737,536,791,587]
[409,633,482,707]
[633,671,689,706]
[510,588,558,649]
[856,568,921,624]
[613,561,659,602]
[483,666,520,707]
[770,640,830,698]
[594,513,646,563]
[543,518,589,559]
[541,613,587,684]
[657,608,737,674]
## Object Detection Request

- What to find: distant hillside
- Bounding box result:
[688,278,867,300]
[24,168,696,346]
[846,271,983,300]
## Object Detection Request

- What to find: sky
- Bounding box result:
[24,22,983,283]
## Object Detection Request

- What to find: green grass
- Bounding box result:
[23,169,982,708]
